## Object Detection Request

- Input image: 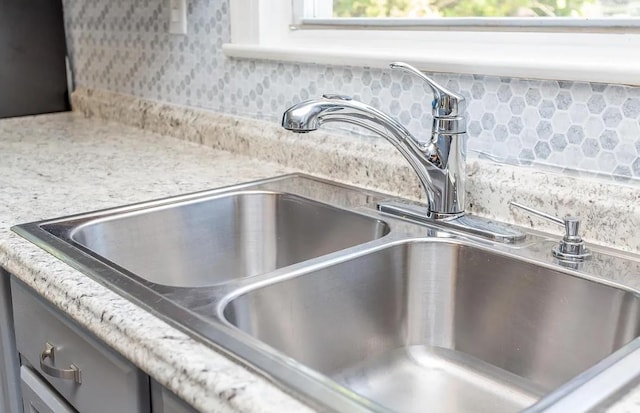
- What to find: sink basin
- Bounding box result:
[223,239,640,413]
[41,190,389,287]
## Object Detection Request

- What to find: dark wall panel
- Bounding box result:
[0,0,70,119]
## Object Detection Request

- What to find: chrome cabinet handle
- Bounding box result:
[40,342,82,384]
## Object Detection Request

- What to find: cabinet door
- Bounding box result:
[20,366,75,413]
[150,380,198,413]
[0,269,21,413]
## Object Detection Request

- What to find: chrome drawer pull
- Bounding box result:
[40,342,82,384]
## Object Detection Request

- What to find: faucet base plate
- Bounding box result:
[378,199,526,243]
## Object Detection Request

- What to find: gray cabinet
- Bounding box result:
[11,278,151,413]
[6,275,200,413]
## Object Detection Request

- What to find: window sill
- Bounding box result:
[223,30,640,86]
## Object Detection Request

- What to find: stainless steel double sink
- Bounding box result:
[13,174,640,413]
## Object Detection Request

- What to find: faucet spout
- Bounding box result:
[282,94,466,217]
[281,63,525,242]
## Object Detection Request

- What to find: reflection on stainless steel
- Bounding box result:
[223,240,640,413]
[509,201,591,261]
[58,191,388,287]
[11,174,640,413]
[281,62,523,242]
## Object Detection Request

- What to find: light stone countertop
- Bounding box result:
[0,112,315,413]
[2,94,640,412]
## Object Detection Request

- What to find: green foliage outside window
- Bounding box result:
[333,0,601,18]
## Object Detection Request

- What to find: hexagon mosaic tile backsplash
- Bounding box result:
[62,0,640,183]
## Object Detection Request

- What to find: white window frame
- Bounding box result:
[224,1,640,85]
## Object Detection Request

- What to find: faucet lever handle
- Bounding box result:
[509,201,590,261]
[390,62,464,118]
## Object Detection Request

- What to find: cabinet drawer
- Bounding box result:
[20,365,75,413]
[11,279,150,413]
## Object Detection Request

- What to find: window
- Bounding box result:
[305,0,640,19]
[224,1,640,85]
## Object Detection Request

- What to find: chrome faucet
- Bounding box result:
[283,62,465,218]
[282,62,524,242]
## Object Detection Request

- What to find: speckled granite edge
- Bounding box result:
[72,87,640,254]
